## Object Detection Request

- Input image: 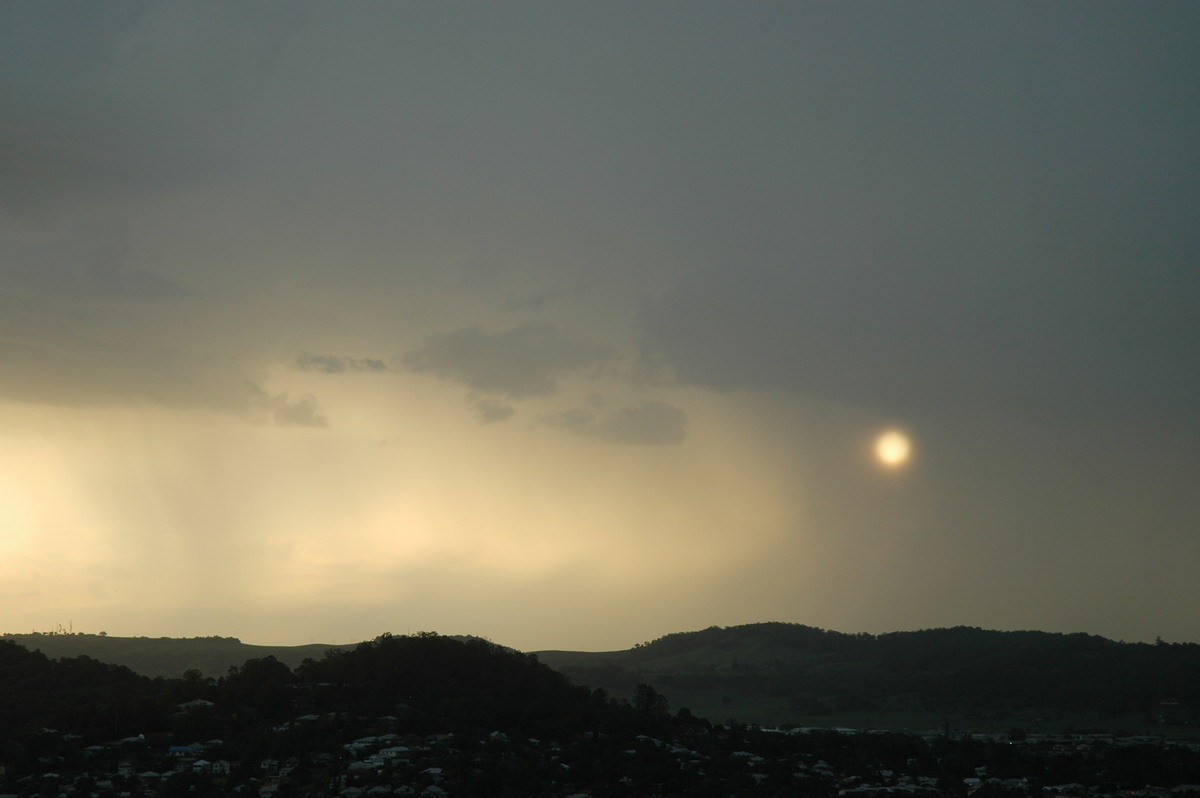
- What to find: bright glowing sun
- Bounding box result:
[874,430,912,468]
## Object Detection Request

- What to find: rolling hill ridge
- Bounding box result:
[7,623,1198,732]
[535,623,1200,730]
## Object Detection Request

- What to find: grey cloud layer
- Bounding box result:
[294,353,387,374]
[640,230,1199,425]
[2,215,187,300]
[599,401,688,446]
[471,398,516,424]
[401,324,611,398]
[245,382,328,428]
[2,2,1194,440]
[399,325,687,442]
[541,401,688,446]
[267,393,328,428]
[628,4,1200,428]
[0,3,297,217]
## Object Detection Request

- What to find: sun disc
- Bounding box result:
[874,430,912,467]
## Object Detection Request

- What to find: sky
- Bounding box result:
[1,2,1197,652]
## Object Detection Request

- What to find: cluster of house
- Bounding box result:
[2,727,452,798]
[4,702,1200,798]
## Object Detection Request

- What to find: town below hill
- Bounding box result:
[2,631,1200,797]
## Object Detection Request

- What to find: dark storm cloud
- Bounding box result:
[641,250,1200,424]
[401,324,611,398]
[503,290,560,313]
[0,117,101,218]
[294,353,387,374]
[541,402,688,446]
[633,4,1200,428]
[2,216,187,300]
[0,3,298,217]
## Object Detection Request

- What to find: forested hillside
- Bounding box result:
[536,623,1200,730]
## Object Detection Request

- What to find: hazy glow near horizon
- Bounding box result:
[0,3,1196,652]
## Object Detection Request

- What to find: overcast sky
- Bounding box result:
[1,2,1197,651]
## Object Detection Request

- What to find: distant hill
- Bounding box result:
[0,632,654,745]
[9,624,1200,735]
[1,633,344,679]
[534,622,1200,732]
